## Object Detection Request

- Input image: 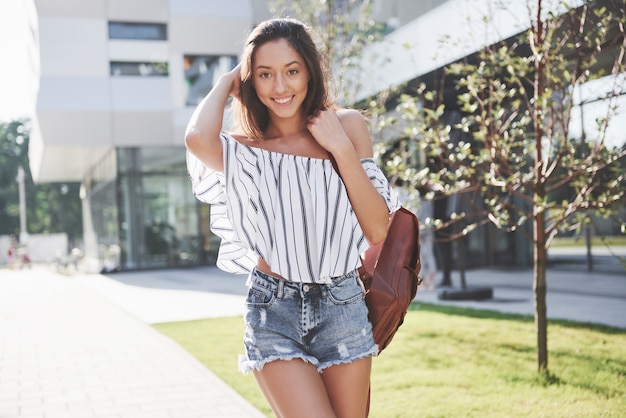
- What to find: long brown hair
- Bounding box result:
[233,18,332,140]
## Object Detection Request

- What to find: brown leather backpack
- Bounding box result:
[359,206,422,352]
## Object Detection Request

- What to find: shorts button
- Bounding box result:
[303,285,310,292]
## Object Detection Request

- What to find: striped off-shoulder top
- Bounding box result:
[187,132,400,284]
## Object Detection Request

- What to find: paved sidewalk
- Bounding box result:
[414,265,626,329]
[413,246,626,329]
[0,266,264,418]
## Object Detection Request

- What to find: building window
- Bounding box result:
[110,61,169,77]
[108,21,167,41]
[184,55,238,106]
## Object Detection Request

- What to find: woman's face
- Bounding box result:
[252,38,310,121]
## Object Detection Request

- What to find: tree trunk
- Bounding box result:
[533,0,549,373]
[533,214,548,372]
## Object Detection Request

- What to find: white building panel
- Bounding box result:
[37,76,110,111]
[169,16,249,54]
[107,0,168,22]
[38,17,108,77]
[32,144,110,183]
[112,111,173,146]
[34,0,106,18]
[173,107,195,144]
[32,106,112,181]
[108,40,170,62]
[110,78,172,111]
[169,0,252,18]
[37,110,112,147]
[169,55,186,108]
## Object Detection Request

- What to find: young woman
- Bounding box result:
[185,18,400,418]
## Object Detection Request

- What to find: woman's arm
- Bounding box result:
[307,108,390,245]
[184,64,241,172]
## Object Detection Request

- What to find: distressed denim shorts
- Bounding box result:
[238,268,378,374]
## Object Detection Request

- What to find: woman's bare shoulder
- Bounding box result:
[336,108,373,158]
[336,107,367,123]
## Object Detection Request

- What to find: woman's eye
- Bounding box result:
[288,69,298,75]
[259,72,271,79]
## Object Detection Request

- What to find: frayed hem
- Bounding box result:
[317,345,379,373]
[238,354,319,375]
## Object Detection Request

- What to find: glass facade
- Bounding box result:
[85,146,218,271]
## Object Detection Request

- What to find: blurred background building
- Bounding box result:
[29,0,271,270]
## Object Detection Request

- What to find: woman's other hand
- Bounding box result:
[307,108,352,155]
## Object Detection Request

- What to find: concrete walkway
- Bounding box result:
[0,265,263,418]
[414,246,626,329]
[0,246,624,418]
[414,265,626,329]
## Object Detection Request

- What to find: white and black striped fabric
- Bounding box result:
[187,132,400,284]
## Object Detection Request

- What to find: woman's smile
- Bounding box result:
[273,95,295,105]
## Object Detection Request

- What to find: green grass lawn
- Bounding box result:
[154,303,626,417]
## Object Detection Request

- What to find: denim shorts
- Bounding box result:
[238,268,378,374]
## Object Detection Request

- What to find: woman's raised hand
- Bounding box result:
[227,63,242,98]
[307,108,352,155]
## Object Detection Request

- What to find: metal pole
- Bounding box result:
[16,166,28,243]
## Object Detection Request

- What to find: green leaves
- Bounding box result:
[0,120,83,240]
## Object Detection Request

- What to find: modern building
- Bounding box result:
[28,0,623,272]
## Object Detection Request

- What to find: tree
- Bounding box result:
[0,119,83,243]
[374,0,626,373]
[0,120,30,237]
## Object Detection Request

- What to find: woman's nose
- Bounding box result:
[274,74,287,93]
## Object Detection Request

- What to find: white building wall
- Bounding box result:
[34,0,105,18]
[38,17,108,77]
[108,0,168,21]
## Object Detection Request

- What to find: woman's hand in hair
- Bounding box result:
[184,64,243,173]
[227,63,242,99]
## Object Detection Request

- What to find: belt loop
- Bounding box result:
[277,278,285,300]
